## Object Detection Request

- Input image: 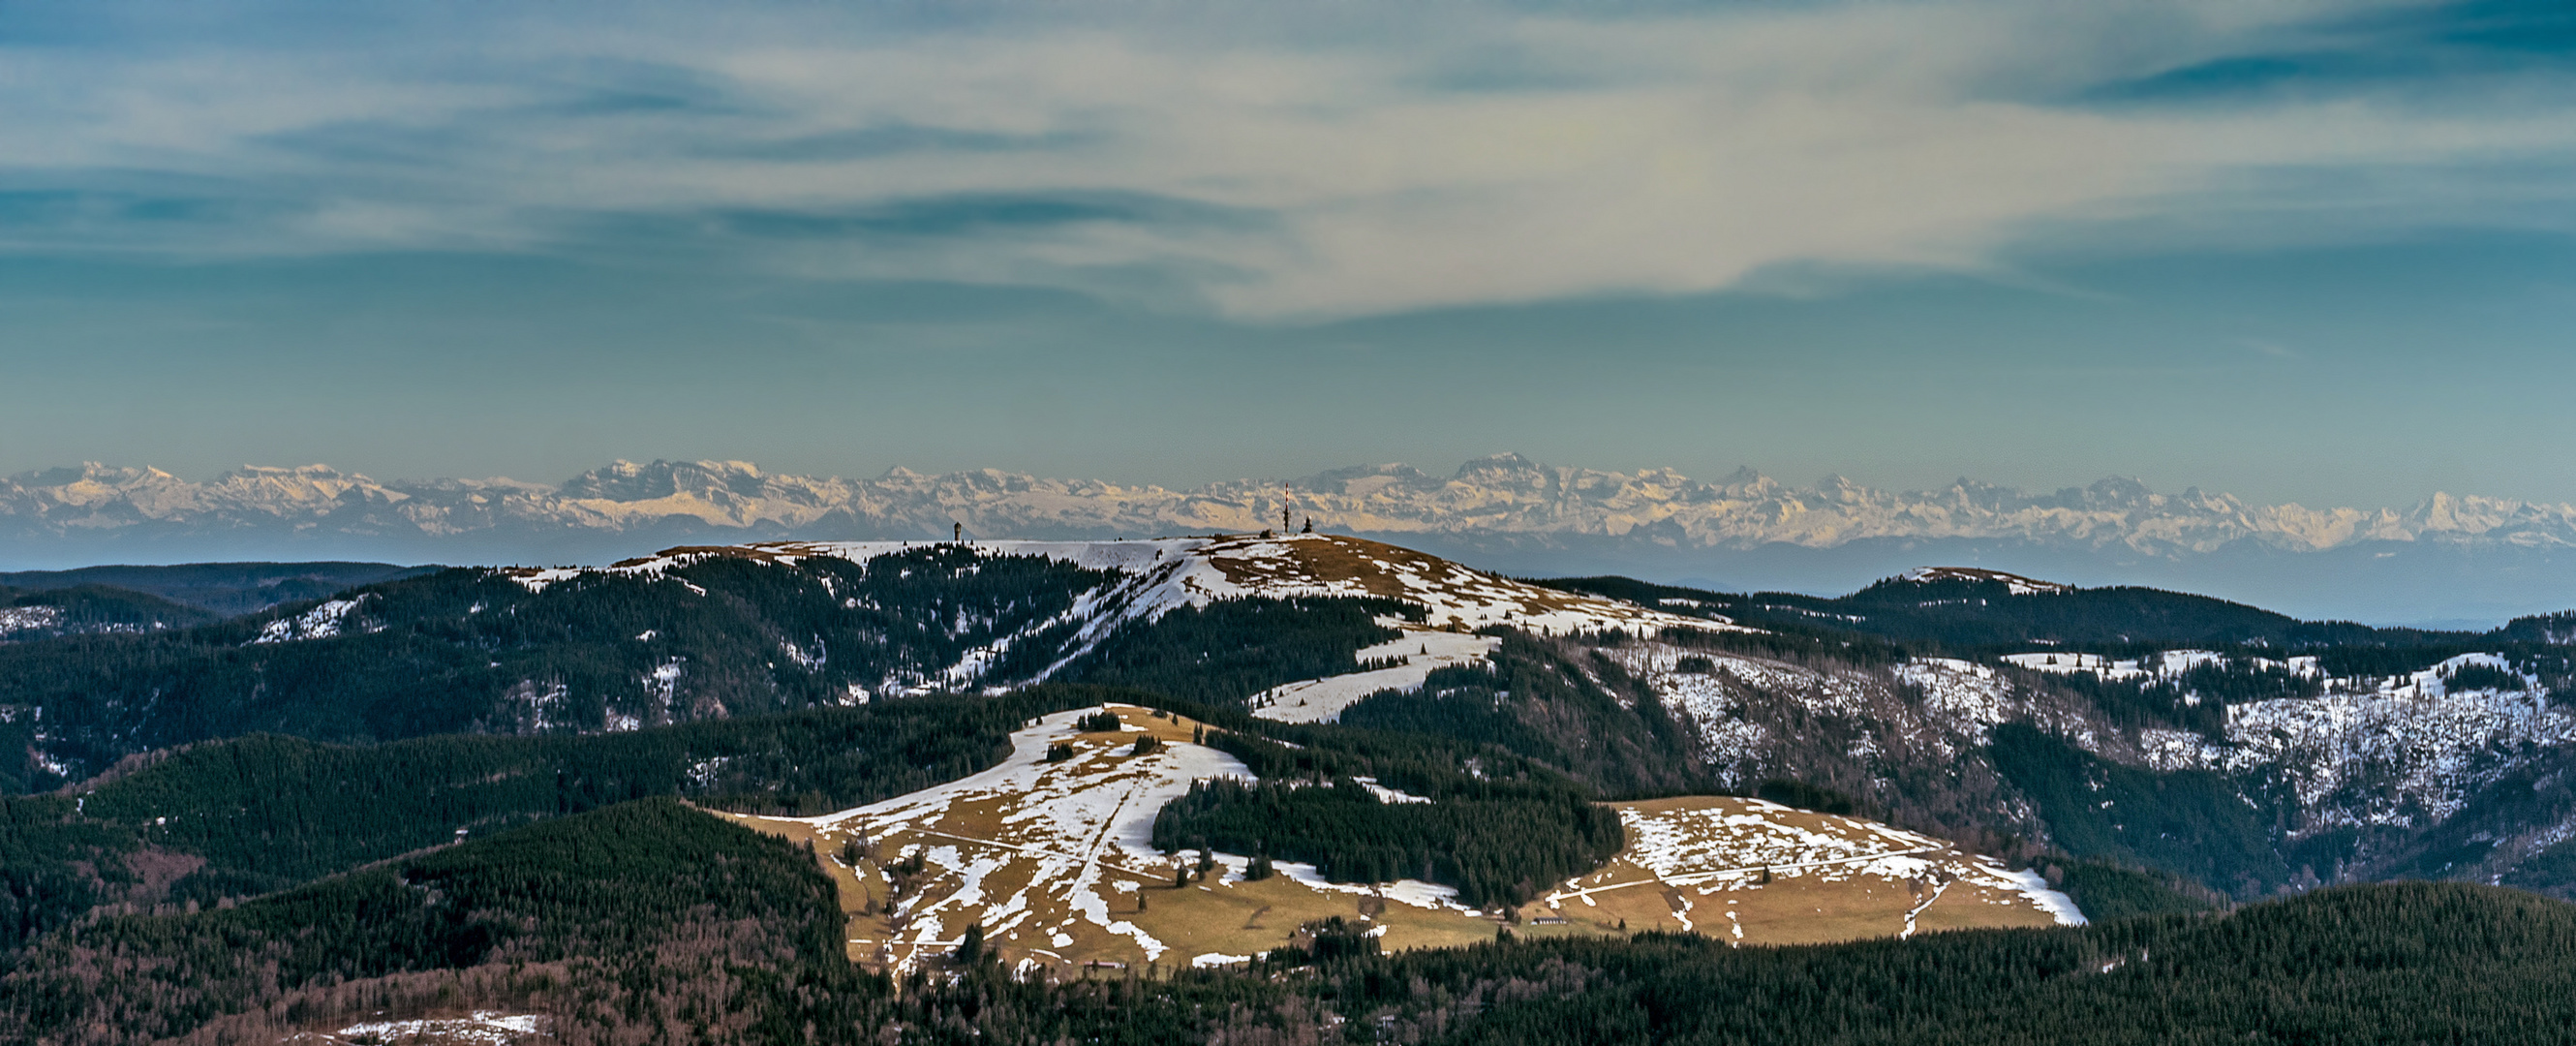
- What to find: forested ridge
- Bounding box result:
[0,546,1412,789]
[1549,570,2576,719]
[1,675,1671,970]
[1,798,876,1046]
[0,584,214,635]
[0,548,1122,786]
[1060,595,1411,706]
[1539,571,2576,905]
[1154,720,1628,908]
[0,562,427,617]
[1308,883,2576,1045]
[1339,632,1722,797]
[1539,571,2504,656]
[0,686,1159,964]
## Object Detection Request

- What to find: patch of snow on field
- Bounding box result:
[807,707,1255,970]
[2007,867,2088,926]
[1546,798,2070,922]
[1615,799,1945,882]
[1270,860,1468,911]
[1562,798,2084,926]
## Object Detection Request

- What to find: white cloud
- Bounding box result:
[5,0,2572,316]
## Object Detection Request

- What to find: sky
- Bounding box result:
[6,0,2576,508]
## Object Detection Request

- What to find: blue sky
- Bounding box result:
[7,0,2576,507]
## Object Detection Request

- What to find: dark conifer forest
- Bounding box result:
[11,818,2570,1046]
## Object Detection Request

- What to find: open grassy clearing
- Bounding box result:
[1200,533,1734,636]
[1535,796,2077,944]
[730,710,2080,977]
[725,704,1504,975]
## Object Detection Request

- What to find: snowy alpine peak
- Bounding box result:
[1894,567,2073,596]
[12,455,2576,558]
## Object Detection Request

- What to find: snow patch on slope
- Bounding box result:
[250,597,373,644]
[1250,624,1499,723]
[2045,649,2567,840]
[2219,662,2569,830]
[0,605,65,636]
[2000,649,2314,683]
[332,1011,545,1045]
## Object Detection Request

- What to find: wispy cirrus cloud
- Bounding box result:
[6,0,2576,318]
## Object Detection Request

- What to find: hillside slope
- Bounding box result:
[0,798,872,1046]
[727,703,2073,976]
[0,562,427,615]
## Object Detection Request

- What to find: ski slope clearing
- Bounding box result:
[1542,797,2079,944]
[723,707,2077,975]
[1248,625,1499,723]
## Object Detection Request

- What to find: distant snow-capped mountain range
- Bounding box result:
[10,455,2576,623]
